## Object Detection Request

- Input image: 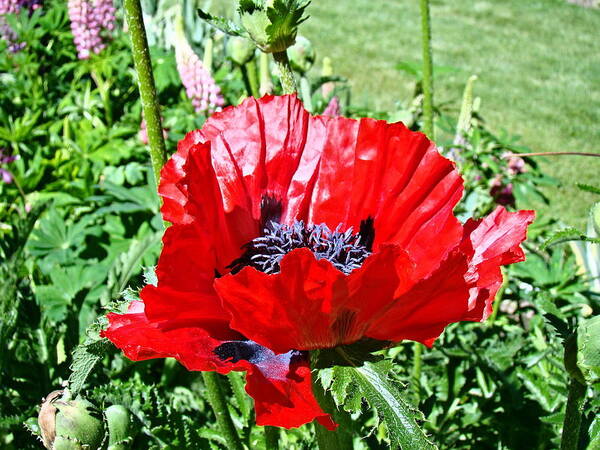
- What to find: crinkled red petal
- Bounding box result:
[366,207,535,345]
[159,130,204,225]
[101,301,333,429]
[214,246,415,353]
[142,222,229,324]
[160,95,464,281]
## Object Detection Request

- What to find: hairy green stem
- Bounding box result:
[560,378,586,450]
[264,426,279,450]
[259,52,273,96]
[123,0,168,186]
[412,342,423,402]
[419,0,434,139]
[272,51,297,94]
[202,372,244,450]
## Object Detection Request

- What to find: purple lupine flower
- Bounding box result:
[0,148,19,184]
[67,0,115,59]
[175,36,224,115]
[322,96,340,117]
[0,0,42,52]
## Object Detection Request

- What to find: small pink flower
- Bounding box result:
[67,0,115,60]
[175,36,224,115]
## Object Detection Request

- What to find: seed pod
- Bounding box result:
[38,391,105,450]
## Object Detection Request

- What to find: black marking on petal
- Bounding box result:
[213,340,264,364]
[260,195,283,233]
[358,217,375,252]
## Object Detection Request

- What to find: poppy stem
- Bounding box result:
[412,342,423,402]
[419,0,434,140]
[202,372,244,450]
[560,378,586,450]
[123,0,168,187]
[505,151,600,158]
[264,426,279,449]
[273,51,297,94]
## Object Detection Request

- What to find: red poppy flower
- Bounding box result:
[102,94,534,430]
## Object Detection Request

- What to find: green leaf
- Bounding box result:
[68,317,111,395]
[576,183,600,196]
[319,358,436,449]
[265,0,310,52]
[197,9,246,37]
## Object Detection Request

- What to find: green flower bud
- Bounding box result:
[106,405,136,450]
[227,36,256,66]
[238,0,310,53]
[38,391,105,450]
[288,35,315,74]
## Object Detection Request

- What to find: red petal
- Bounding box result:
[102,301,333,428]
[214,246,414,353]
[308,118,464,280]
[159,130,204,225]
[366,207,535,345]
[243,353,336,429]
[101,301,235,371]
[142,223,229,324]
[461,207,536,320]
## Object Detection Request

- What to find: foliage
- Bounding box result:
[0,0,598,449]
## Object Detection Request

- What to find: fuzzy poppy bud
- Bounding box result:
[227,36,256,66]
[106,405,136,450]
[238,0,309,53]
[38,391,105,450]
[287,35,315,74]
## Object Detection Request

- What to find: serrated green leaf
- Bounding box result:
[265,0,310,52]
[320,358,436,449]
[68,316,111,395]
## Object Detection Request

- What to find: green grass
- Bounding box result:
[213,0,600,226]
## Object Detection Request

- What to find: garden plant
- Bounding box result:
[0,0,599,449]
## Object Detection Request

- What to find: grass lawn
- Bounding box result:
[213,0,600,226]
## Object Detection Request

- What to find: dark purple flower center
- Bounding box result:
[227,195,375,275]
[228,220,374,275]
